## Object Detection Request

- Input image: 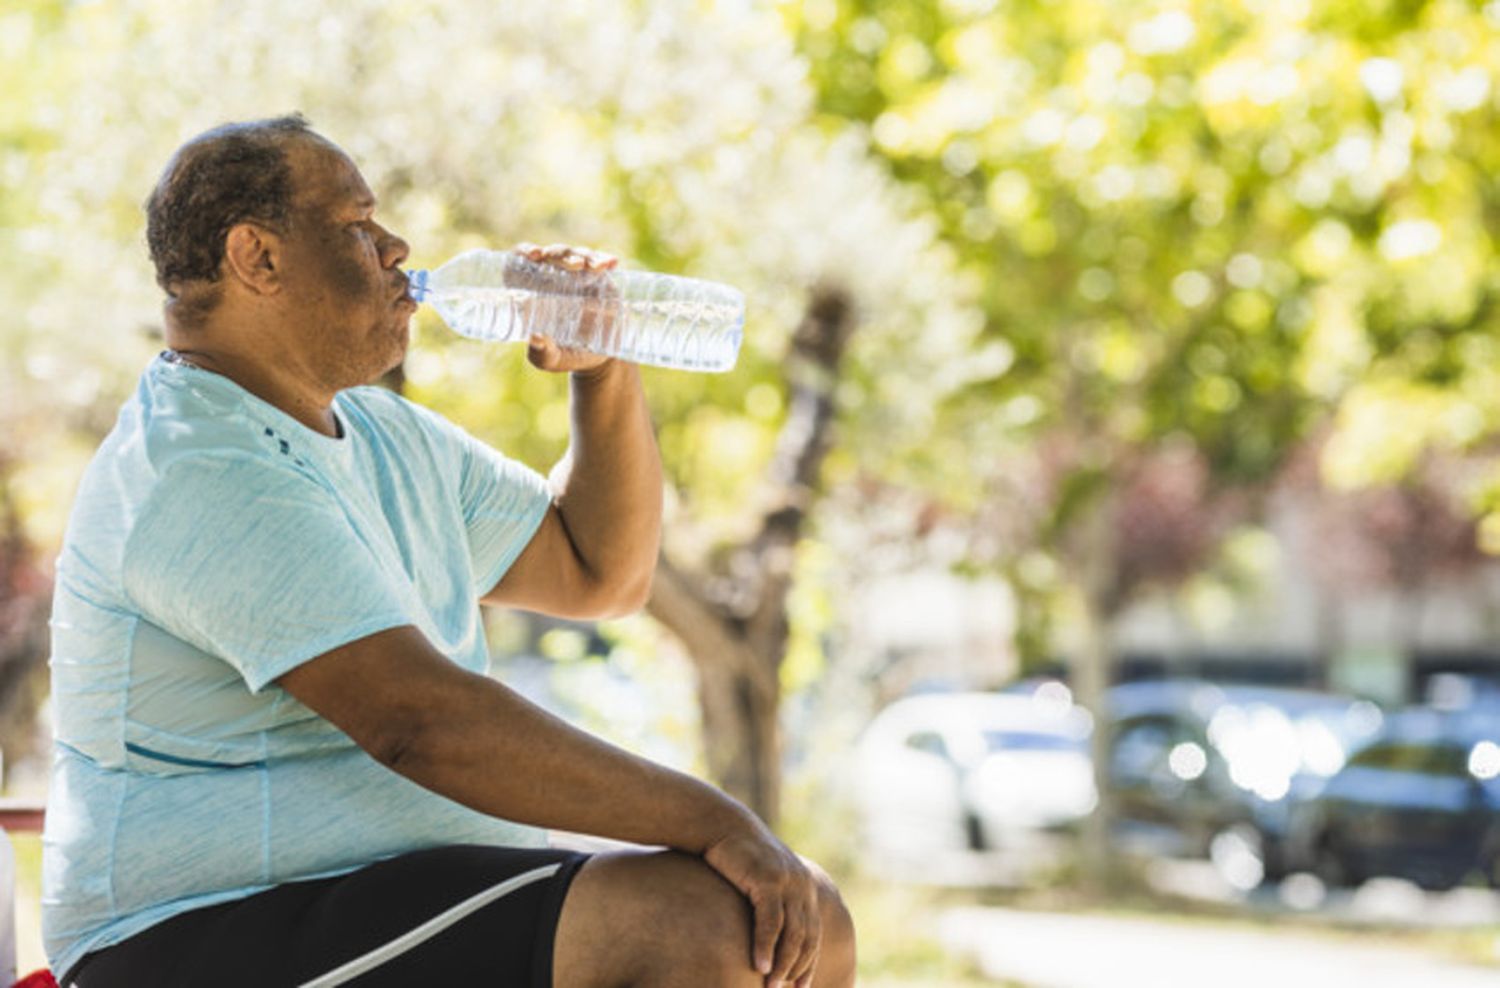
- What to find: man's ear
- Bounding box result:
[222,223,284,296]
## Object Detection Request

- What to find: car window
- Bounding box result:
[1112,716,1189,779]
[984,730,1084,753]
[1421,744,1472,779]
[1347,743,1432,772]
[905,730,951,760]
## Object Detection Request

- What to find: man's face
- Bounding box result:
[277,140,415,385]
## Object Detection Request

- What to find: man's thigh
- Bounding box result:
[69,845,587,988]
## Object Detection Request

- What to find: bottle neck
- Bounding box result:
[407,269,430,302]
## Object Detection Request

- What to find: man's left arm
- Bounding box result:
[482,346,662,619]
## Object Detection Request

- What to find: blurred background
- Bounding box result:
[4,0,1500,984]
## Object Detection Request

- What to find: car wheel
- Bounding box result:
[1311,832,1355,889]
[1477,832,1500,891]
[1209,823,1267,891]
[1414,870,1458,893]
[1476,845,1500,891]
[964,811,989,852]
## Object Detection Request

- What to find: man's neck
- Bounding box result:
[163,337,343,439]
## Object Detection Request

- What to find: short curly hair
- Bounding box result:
[145,114,318,302]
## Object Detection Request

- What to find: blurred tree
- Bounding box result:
[1279,436,1493,670]
[785,0,1500,882]
[649,287,854,821]
[2,0,978,824]
[0,458,51,782]
[0,1,95,788]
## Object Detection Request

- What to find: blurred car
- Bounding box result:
[1284,704,1500,890]
[1103,680,1384,888]
[852,690,1095,859]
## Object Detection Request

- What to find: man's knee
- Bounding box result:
[809,861,857,986]
[556,849,857,988]
[555,850,762,987]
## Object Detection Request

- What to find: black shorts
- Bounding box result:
[63,845,590,988]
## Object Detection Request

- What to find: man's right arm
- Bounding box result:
[276,623,822,982]
[278,623,736,843]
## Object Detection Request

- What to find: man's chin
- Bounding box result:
[379,325,411,379]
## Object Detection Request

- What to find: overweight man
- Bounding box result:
[42,114,854,988]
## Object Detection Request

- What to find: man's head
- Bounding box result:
[146,115,312,325]
[147,115,415,389]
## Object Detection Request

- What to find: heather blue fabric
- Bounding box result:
[43,354,553,978]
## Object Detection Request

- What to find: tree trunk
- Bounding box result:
[1313,584,1342,690]
[649,555,783,821]
[696,657,781,823]
[1070,492,1121,894]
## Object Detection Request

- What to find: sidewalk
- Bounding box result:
[939,906,1500,988]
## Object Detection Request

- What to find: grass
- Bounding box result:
[842,877,1025,987]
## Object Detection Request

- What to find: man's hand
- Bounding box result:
[516,241,617,275]
[703,817,824,988]
[512,242,620,375]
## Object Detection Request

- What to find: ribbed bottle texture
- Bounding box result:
[407,249,744,372]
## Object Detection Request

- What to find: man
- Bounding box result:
[42,114,854,988]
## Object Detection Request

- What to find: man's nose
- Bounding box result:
[377,224,410,268]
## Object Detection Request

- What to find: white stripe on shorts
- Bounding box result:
[296,862,563,987]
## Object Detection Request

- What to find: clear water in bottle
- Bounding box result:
[407,249,745,372]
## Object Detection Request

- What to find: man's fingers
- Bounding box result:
[516,241,617,273]
[790,949,819,988]
[526,334,555,369]
[786,915,821,988]
[752,896,784,978]
[775,894,821,988]
[768,896,816,988]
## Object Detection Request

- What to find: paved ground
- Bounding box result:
[939,905,1500,988]
[1146,858,1500,928]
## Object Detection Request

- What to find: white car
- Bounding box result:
[852,690,1096,861]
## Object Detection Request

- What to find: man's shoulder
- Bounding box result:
[132,360,289,473]
[74,369,283,519]
[341,385,464,448]
[341,383,443,422]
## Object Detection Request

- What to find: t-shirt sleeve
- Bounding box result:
[122,455,414,693]
[450,423,554,596]
[377,391,553,596]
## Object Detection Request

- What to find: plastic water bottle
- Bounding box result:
[407,249,745,372]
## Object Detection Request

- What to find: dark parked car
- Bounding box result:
[1104,680,1383,887]
[1285,705,1500,890]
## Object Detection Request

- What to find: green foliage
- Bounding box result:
[8,0,1500,692]
[788,0,1500,637]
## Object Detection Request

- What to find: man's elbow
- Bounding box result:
[583,568,654,619]
[360,706,431,774]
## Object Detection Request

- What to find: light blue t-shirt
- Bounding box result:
[42,353,554,978]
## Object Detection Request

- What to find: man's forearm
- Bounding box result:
[550,359,663,610]
[391,659,753,852]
